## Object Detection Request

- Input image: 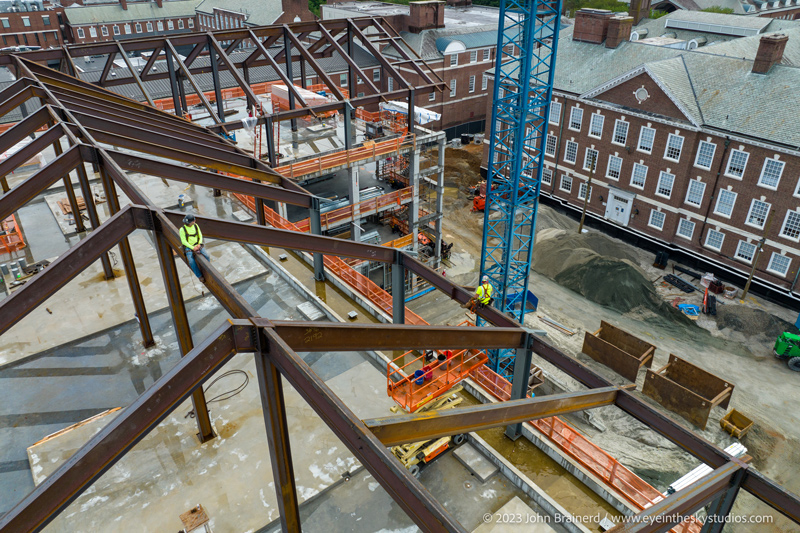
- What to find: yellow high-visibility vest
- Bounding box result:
[476,283,493,304]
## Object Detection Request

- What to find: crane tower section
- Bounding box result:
[479,0,561,378]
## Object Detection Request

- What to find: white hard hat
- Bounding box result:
[482,275,489,282]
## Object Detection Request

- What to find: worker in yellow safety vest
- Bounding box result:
[180,214,210,282]
[465,275,493,313]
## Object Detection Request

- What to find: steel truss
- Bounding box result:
[0,26,796,533]
[479,1,560,377]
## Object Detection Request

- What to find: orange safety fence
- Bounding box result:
[275,134,415,179]
[294,187,412,233]
[232,189,426,326]
[345,233,413,267]
[475,365,701,533]
[0,215,26,255]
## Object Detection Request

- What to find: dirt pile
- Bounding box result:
[533,229,686,320]
[433,144,484,190]
[715,305,796,341]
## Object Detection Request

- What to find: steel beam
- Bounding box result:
[309,196,325,281]
[164,45,183,117]
[392,252,405,324]
[366,387,621,447]
[284,25,345,102]
[50,132,85,233]
[0,322,253,533]
[0,123,62,185]
[166,40,222,125]
[207,33,258,108]
[505,333,534,440]
[607,461,743,533]
[248,29,311,110]
[319,23,379,95]
[262,328,464,533]
[271,321,526,352]
[0,207,135,337]
[741,470,800,525]
[207,36,226,121]
[702,467,747,533]
[0,105,51,157]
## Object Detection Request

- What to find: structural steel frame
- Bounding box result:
[0,23,797,533]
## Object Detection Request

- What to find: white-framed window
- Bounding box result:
[649,210,666,231]
[549,102,561,125]
[694,141,716,170]
[578,181,592,201]
[725,149,749,178]
[43,15,51,25]
[481,74,488,91]
[388,77,393,91]
[714,189,737,218]
[125,24,131,34]
[483,48,490,61]
[0,18,9,29]
[588,113,604,138]
[101,26,109,36]
[449,53,458,67]
[664,133,684,161]
[564,141,578,164]
[113,25,120,36]
[168,20,174,30]
[568,107,583,131]
[135,23,142,33]
[470,50,477,63]
[178,20,184,29]
[340,73,348,86]
[428,91,435,101]
[746,199,770,229]
[705,229,725,251]
[637,126,655,153]
[89,26,97,37]
[146,22,153,32]
[685,180,706,207]
[757,158,785,189]
[735,240,757,263]
[373,69,380,82]
[545,134,557,157]
[606,155,622,180]
[767,253,791,277]
[157,21,164,32]
[583,148,598,171]
[612,119,629,145]
[468,75,475,93]
[560,175,573,193]
[542,168,553,185]
[21,16,30,27]
[676,218,695,240]
[630,163,648,189]
[780,210,800,241]
[656,171,675,198]
[449,79,456,97]
[188,19,194,28]
[77,27,85,38]
[357,92,364,97]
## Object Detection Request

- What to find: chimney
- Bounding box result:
[408,1,445,34]
[155,0,162,7]
[629,0,651,25]
[752,34,788,74]
[120,0,126,9]
[606,15,633,49]
[572,9,614,44]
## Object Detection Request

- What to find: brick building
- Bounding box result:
[0,8,63,49]
[195,0,313,30]
[482,9,800,298]
[63,0,200,44]
[652,0,800,20]
[322,0,514,137]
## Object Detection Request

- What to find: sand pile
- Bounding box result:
[715,305,795,341]
[434,144,484,189]
[533,229,685,320]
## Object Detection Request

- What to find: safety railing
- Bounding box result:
[0,215,26,256]
[345,233,413,267]
[294,187,412,233]
[275,134,415,179]
[473,365,700,532]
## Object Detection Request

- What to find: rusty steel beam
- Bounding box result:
[248,30,311,110]
[318,24,380,95]
[0,206,137,337]
[283,26,345,102]
[271,321,526,352]
[0,124,63,181]
[742,471,800,524]
[0,105,52,157]
[262,328,464,533]
[0,322,255,533]
[207,33,259,108]
[608,461,744,533]
[0,85,41,121]
[365,387,621,447]
[116,42,155,106]
[106,150,312,208]
[349,21,409,89]
[166,40,222,125]
[161,210,396,262]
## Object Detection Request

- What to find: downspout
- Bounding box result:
[698,137,731,244]
[550,96,567,194]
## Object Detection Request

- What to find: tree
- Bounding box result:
[701,5,735,13]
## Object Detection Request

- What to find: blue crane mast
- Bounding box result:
[479,0,562,379]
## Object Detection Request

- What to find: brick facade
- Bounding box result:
[0,10,64,48]
[68,15,196,44]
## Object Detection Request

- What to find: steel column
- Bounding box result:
[153,231,215,442]
[701,467,747,533]
[164,46,183,117]
[207,36,225,122]
[282,27,298,133]
[392,252,405,324]
[505,333,534,440]
[51,135,85,233]
[309,196,325,281]
[72,143,115,279]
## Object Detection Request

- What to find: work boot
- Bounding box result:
[199,276,206,283]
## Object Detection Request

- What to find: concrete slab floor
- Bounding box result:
[260,453,564,533]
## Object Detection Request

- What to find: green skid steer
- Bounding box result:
[774,332,800,371]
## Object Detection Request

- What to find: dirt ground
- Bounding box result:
[433,144,800,531]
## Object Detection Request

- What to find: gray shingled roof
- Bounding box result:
[194,0,283,26]
[64,0,202,25]
[662,10,773,31]
[698,27,800,65]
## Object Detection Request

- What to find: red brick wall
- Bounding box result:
[275,0,314,23]
[598,72,688,123]
[68,15,197,44]
[0,11,63,47]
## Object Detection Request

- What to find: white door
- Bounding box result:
[604,190,635,226]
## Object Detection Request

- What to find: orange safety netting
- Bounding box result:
[476,365,701,532]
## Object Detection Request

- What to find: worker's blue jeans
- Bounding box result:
[185,246,210,278]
